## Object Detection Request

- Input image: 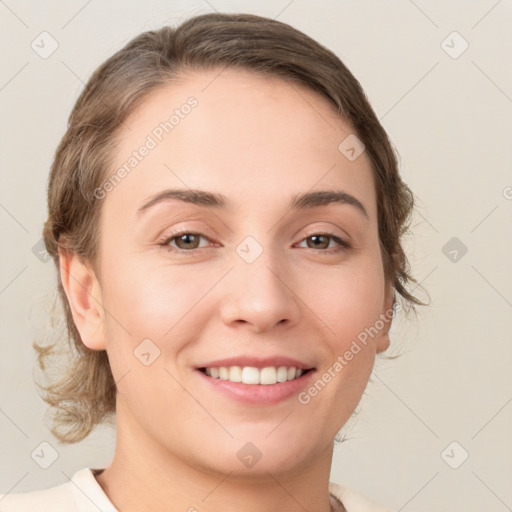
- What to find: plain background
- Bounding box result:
[1,1,511,510]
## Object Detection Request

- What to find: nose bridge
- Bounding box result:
[220,233,300,331]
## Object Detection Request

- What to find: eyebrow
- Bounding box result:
[137,188,369,220]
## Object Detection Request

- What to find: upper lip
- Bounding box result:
[197,356,315,370]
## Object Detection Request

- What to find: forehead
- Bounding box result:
[104,67,377,222]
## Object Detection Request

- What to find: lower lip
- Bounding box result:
[196,369,315,405]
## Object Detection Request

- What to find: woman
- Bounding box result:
[0,12,424,512]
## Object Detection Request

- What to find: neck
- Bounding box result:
[95,400,336,512]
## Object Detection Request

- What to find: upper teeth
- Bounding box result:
[204,366,304,385]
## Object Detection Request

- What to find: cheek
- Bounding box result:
[98,259,219,381]
[300,254,385,407]
[304,257,385,340]
[100,256,201,335]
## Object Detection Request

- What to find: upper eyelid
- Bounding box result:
[160,230,349,248]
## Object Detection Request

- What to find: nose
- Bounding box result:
[220,248,301,333]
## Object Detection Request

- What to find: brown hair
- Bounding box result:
[34,12,427,444]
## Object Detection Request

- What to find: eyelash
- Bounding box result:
[158,231,351,255]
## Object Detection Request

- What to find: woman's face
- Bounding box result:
[87,68,393,476]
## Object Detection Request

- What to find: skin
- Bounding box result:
[60,67,394,512]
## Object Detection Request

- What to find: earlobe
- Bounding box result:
[376,285,395,354]
[376,333,390,354]
[58,248,107,351]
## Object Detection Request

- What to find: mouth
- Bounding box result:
[196,363,316,405]
[198,365,314,385]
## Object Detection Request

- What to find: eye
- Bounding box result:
[296,233,351,253]
[159,231,350,254]
[159,232,211,251]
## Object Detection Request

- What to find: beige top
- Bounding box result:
[0,468,394,511]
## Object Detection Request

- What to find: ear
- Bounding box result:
[376,284,395,354]
[58,248,107,351]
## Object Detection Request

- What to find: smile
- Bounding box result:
[197,365,316,405]
[200,366,310,385]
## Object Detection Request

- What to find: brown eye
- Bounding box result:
[297,233,350,253]
[306,234,330,249]
[175,233,201,250]
[161,232,209,251]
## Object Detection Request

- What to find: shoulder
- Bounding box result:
[0,479,75,512]
[329,481,395,512]
[0,468,116,512]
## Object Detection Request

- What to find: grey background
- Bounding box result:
[1,1,511,510]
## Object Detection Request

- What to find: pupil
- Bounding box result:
[180,234,196,247]
[310,235,327,248]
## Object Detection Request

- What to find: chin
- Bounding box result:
[189,429,323,480]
